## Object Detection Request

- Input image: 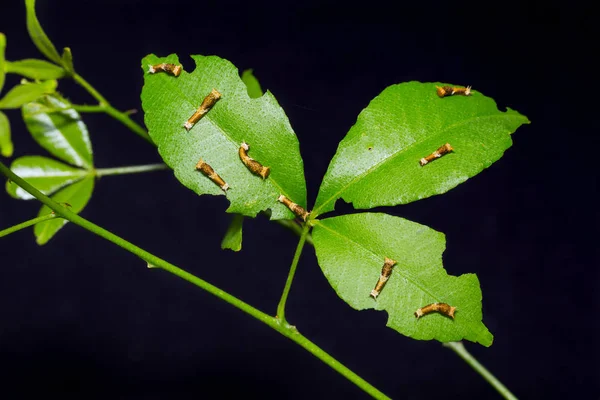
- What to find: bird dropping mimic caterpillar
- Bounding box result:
[184,89,222,131]
[277,195,309,221]
[148,63,182,77]
[414,303,456,319]
[370,257,398,299]
[195,159,229,191]
[419,143,453,166]
[239,142,270,179]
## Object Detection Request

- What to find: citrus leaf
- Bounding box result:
[6,156,88,200]
[60,47,74,75]
[221,214,244,252]
[313,82,530,217]
[0,111,12,157]
[0,32,6,93]
[141,54,306,219]
[312,213,493,346]
[25,0,62,65]
[5,59,66,80]
[22,93,93,169]
[241,69,263,99]
[0,79,57,109]
[35,176,94,245]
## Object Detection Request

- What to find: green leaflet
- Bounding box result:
[141,54,306,219]
[35,176,94,245]
[25,0,62,65]
[241,69,263,99]
[0,32,6,93]
[60,47,75,75]
[313,82,530,217]
[6,156,88,200]
[0,111,12,157]
[221,214,244,252]
[312,213,493,346]
[22,93,93,169]
[5,59,66,80]
[0,80,57,109]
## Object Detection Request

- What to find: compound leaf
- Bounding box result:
[5,59,66,80]
[6,155,88,200]
[0,79,57,109]
[22,93,93,169]
[313,82,530,217]
[0,111,12,157]
[35,176,94,245]
[312,213,493,346]
[141,54,306,219]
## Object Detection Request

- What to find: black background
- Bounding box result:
[0,0,597,398]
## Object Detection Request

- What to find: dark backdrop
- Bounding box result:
[0,0,596,399]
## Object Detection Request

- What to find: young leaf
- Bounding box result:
[25,0,62,65]
[221,214,244,251]
[141,54,306,219]
[6,156,88,200]
[61,47,75,75]
[0,79,57,109]
[5,59,66,80]
[0,32,6,93]
[312,213,493,346]
[313,82,530,217]
[241,69,263,99]
[22,93,93,169]
[0,111,13,157]
[35,176,94,245]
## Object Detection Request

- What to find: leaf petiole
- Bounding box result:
[94,163,169,177]
[0,212,57,238]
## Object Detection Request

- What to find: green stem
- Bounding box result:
[0,161,389,400]
[0,213,57,238]
[71,73,154,145]
[444,342,518,400]
[276,223,310,324]
[275,219,314,247]
[28,105,108,116]
[95,163,169,177]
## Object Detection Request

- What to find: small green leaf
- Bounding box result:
[141,54,306,219]
[221,214,244,251]
[0,79,57,109]
[241,69,263,98]
[6,156,88,200]
[25,0,62,64]
[35,176,94,245]
[5,59,66,80]
[313,82,530,217]
[61,47,75,75]
[0,32,6,93]
[312,213,493,346]
[22,93,93,169]
[0,111,13,157]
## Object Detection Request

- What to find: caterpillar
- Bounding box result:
[370,257,398,299]
[184,89,222,131]
[419,143,453,166]
[239,142,270,179]
[195,158,229,191]
[277,195,310,221]
[436,85,472,98]
[148,63,182,77]
[414,303,456,319]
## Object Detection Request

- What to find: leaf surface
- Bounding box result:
[312,213,493,346]
[61,47,75,75]
[0,32,6,92]
[6,156,88,200]
[5,59,66,80]
[25,0,62,64]
[0,111,12,157]
[241,69,263,99]
[35,176,94,245]
[221,214,244,251]
[0,80,57,109]
[22,93,93,169]
[141,54,306,219]
[313,82,530,216]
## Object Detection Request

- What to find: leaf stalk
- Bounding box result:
[0,212,56,238]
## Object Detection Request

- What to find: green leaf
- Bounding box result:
[141,54,306,219]
[22,93,93,169]
[25,0,62,64]
[241,69,263,98]
[0,79,57,109]
[0,111,12,157]
[313,82,530,217]
[35,176,94,245]
[221,214,244,251]
[6,156,88,200]
[312,213,493,346]
[60,47,75,75]
[0,32,6,93]
[5,59,66,80]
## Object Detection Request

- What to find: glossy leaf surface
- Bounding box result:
[22,93,93,169]
[141,54,306,219]
[35,176,94,245]
[5,59,66,80]
[312,213,493,346]
[313,82,530,216]
[0,80,57,109]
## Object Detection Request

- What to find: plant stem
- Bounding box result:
[276,223,310,324]
[275,219,314,247]
[71,73,154,145]
[0,161,390,400]
[0,213,56,238]
[95,163,169,177]
[444,342,518,400]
